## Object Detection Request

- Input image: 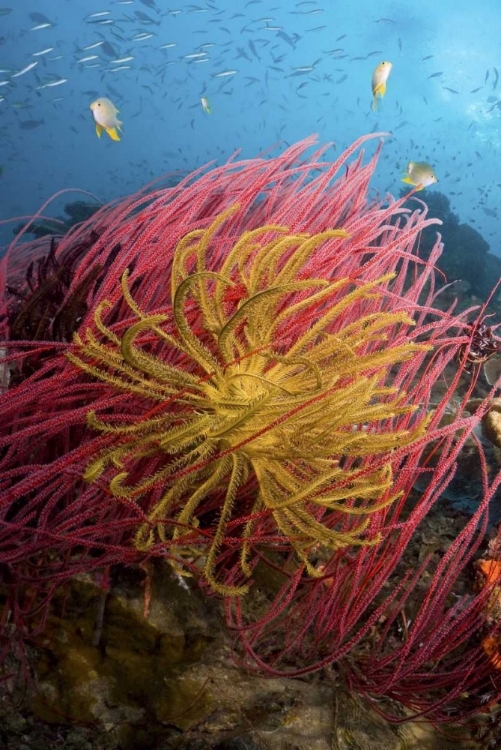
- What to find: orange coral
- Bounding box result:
[475,558,501,669]
[477,559,501,586]
[481,635,501,670]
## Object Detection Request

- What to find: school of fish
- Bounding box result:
[2,0,500,230]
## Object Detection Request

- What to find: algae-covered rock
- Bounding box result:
[63,201,101,223]
[13,217,68,238]
[4,558,491,749]
[12,201,101,239]
[32,564,218,739]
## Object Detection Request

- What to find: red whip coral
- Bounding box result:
[0,134,500,721]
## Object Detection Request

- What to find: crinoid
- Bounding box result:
[67,205,431,595]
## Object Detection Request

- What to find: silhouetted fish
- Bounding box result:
[19,118,44,130]
[29,12,52,24]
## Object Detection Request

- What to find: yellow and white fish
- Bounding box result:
[89,96,123,141]
[371,60,392,110]
[401,161,438,190]
[201,96,211,114]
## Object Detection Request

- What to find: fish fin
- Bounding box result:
[374,82,386,98]
[372,96,378,111]
[401,176,415,185]
[117,119,124,131]
[105,126,121,141]
[95,123,103,138]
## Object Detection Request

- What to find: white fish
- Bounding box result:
[36,78,68,89]
[47,55,64,60]
[159,43,177,49]
[133,32,155,40]
[12,61,38,78]
[81,41,105,50]
[183,52,207,59]
[86,11,110,18]
[32,47,55,56]
[107,65,131,71]
[111,56,134,64]
[30,23,52,31]
[371,61,392,110]
[213,69,237,77]
[90,96,123,141]
[0,80,10,87]
[77,55,100,63]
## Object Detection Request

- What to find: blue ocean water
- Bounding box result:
[0,0,500,254]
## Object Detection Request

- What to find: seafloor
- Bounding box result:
[1,505,499,750]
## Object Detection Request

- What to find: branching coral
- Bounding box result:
[1,133,500,724]
[67,206,431,593]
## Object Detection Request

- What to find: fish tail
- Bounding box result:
[372,83,386,110]
[106,127,121,141]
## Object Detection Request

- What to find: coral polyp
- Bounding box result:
[67,206,430,594]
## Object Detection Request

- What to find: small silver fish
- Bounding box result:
[81,41,105,51]
[77,55,100,63]
[213,69,237,77]
[110,56,134,64]
[12,61,38,77]
[32,47,54,56]
[35,77,68,89]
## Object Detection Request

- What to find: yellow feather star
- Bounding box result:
[67,205,431,595]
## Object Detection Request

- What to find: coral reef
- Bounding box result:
[1,134,501,730]
[404,189,501,303]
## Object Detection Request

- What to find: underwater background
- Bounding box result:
[1,0,501,258]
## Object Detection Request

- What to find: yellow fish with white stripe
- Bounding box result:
[90,97,123,141]
[371,61,392,110]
